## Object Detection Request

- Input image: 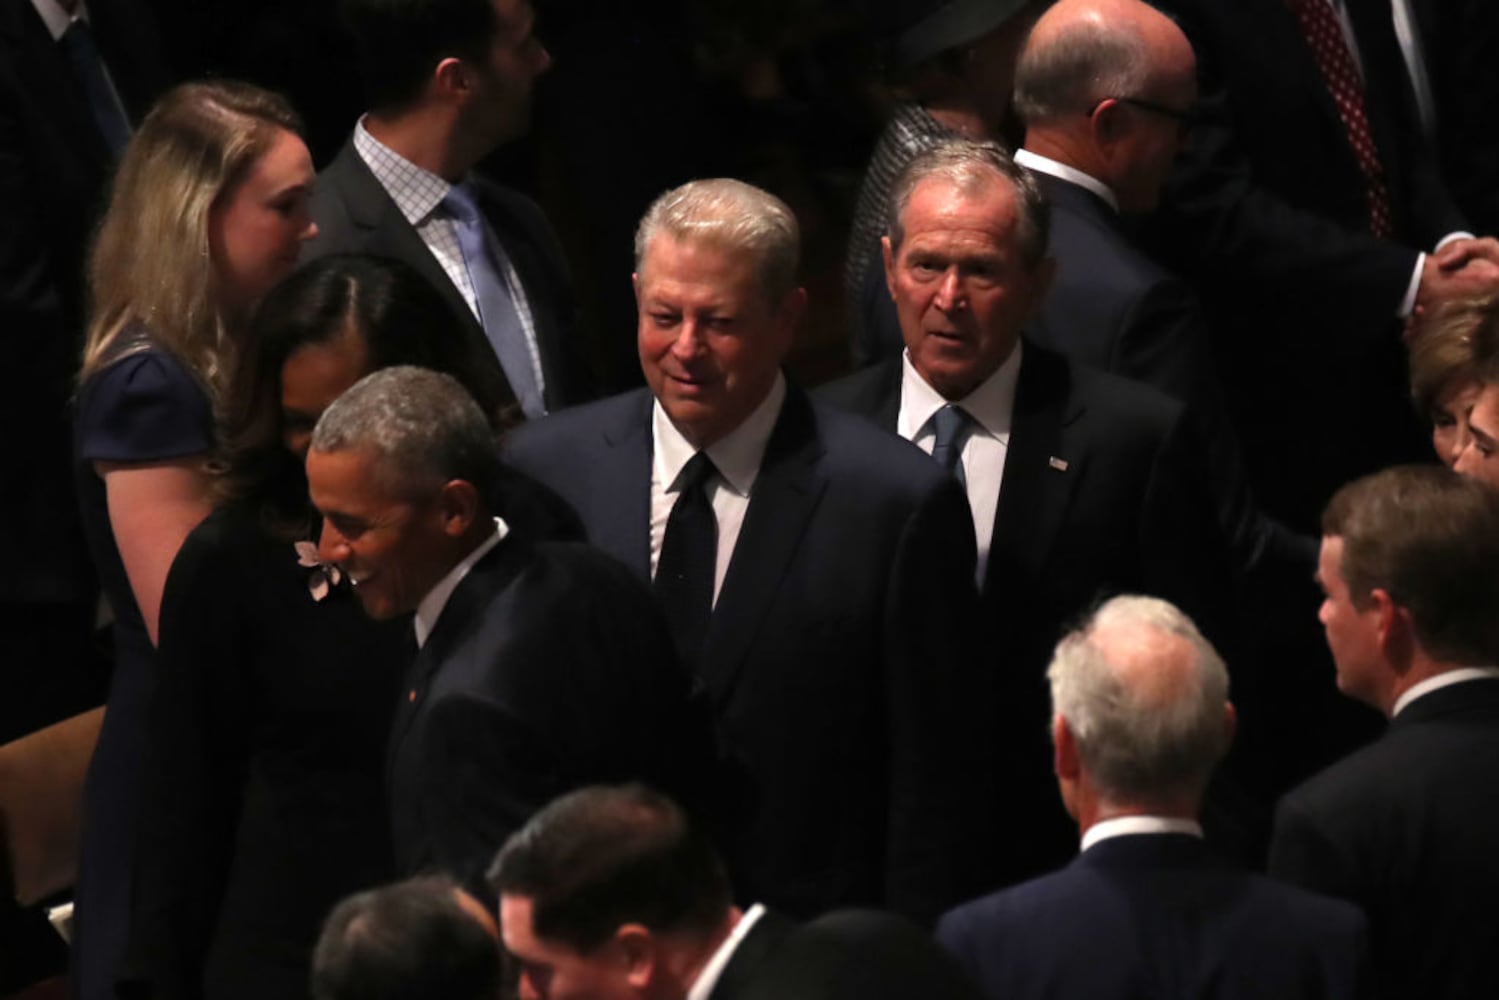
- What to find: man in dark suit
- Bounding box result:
[492,784,984,1000]
[305,366,710,892]
[305,0,590,427]
[1269,465,1499,1000]
[1012,0,1312,581]
[503,178,996,923]
[1145,0,1498,535]
[938,594,1372,1000]
[820,138,1234,880]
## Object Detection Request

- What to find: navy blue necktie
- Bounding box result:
[655,452,718,672]
[930,404,974,487]
[442,183,547,418]
[59,18,131,157]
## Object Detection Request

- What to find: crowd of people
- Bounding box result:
[5,0,1499,997]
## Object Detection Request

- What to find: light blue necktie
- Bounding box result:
[930,404,974,487]
[442,183,546,418]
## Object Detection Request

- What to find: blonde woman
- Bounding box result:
[71,80,315,1000]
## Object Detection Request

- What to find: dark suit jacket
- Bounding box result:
[1146,0,1466,532]
[1028,169,1314,580]
[939,833,1372,1000]
[0,0,166,607]
[820,344,1235,878]
[387,532,712,891]
[1269,677,1499,1000]
[305,139,593,425]
[711,909,982,1000]
[503,384,999,924]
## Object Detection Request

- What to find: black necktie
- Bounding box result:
[930,404,974,487]
[655,452,718,671]
[59,18,132,157]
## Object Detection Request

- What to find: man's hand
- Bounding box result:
[1409,252,1499,341]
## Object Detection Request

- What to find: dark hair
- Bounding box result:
[312,876,501,1000]
[1323,464,1499,665]
[340,0,505,111]
[487,785,731,954]
[221,253,496,531]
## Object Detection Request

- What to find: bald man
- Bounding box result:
[937,596,1371,1000]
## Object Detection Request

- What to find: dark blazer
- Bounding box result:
[939,833,1372,1000]
[1269,677,1499,1000]
[305,139,593,424]
[820,344,1235,879]
[712,909,983,1000]
[387,532,712,891]
[1028,169,1314,579]
[0,0,166,609]
[1145,0,1465,532]
[503,384,1000,924]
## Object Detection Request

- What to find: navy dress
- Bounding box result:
[73,345,214,1000]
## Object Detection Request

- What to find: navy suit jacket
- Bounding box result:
[821,344,1236,879]
[1270,677,1499,1000]
[1146,0,1465,531]
[305,139,593,427]
[938,833,1372,1000]
[387,533,713,892]
[503,384,1000,923]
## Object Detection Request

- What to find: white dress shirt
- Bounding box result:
[353,120,546,390]
[1081,815,1204,853]
[1015,149,1119,213]
[897,345,1021,584]
[413,517,509,649]
[685,905,766,1000]
[1392,667,1499,718]
[650,374,787,605]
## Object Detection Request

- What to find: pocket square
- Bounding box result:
[1049,456,1069,472]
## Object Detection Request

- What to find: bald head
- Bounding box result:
[1047,596,1232,813]
[1016,0,1197,210]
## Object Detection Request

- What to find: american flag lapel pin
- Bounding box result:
[1048,456,1069,472]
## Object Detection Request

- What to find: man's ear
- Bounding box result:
[433,56,472,100]
[1371,587,1416,667]
[613,925,658,990]
[1053,714,1080,781]
[1089,97,1127,146]
[435,479,482,538]
[882,235,898,301]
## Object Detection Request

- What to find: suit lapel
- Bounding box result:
[591,391,655,581]
[700,387,828,702]
[985,343,1081,600]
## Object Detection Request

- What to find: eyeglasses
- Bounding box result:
[1087,96,1197,136]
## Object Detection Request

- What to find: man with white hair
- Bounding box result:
[937,595,1370,1000]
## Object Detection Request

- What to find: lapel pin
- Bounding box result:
[1048,456,1069,472]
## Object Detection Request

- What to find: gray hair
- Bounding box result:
[1014,16,1150,124]
[309,366,499,503]
[885,138,1051,267]
[634,178,801,304]
[1047,595,1230,806]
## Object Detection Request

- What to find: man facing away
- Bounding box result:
[939,595,1371,1000]
[305,366,712,891]
[1270,464,1499,1000]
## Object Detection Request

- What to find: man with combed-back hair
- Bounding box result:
[938,596,1371,1000]
[504,178,998,924]
[312,876,502,1000]
[1270,464,1499,1000]
[306,0,594,428]
[305,367,713,892]
[491,784,983,1000]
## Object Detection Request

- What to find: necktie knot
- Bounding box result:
[676,451,718,495]
[930,404,974,484]
[442,183,482,227]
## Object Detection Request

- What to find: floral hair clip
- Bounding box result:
[295,541,345,602]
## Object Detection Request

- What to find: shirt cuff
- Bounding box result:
[1400,253,1424,319]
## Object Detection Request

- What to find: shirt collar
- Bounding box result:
[898,341,1022,443]
[1081,815,1203,853]
[31,0,83,40]
[1392,667,1499,718]
[1015,149,1119,213]
[686,905,766,1000]
[354,116,454,227]
[414,517,509,648]
[653,373,786,498]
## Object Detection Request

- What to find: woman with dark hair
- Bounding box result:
[126,254,497,1000]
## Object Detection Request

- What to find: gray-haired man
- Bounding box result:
[306,366,712,892]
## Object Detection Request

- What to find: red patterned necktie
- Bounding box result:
[1284,0,1393,237]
